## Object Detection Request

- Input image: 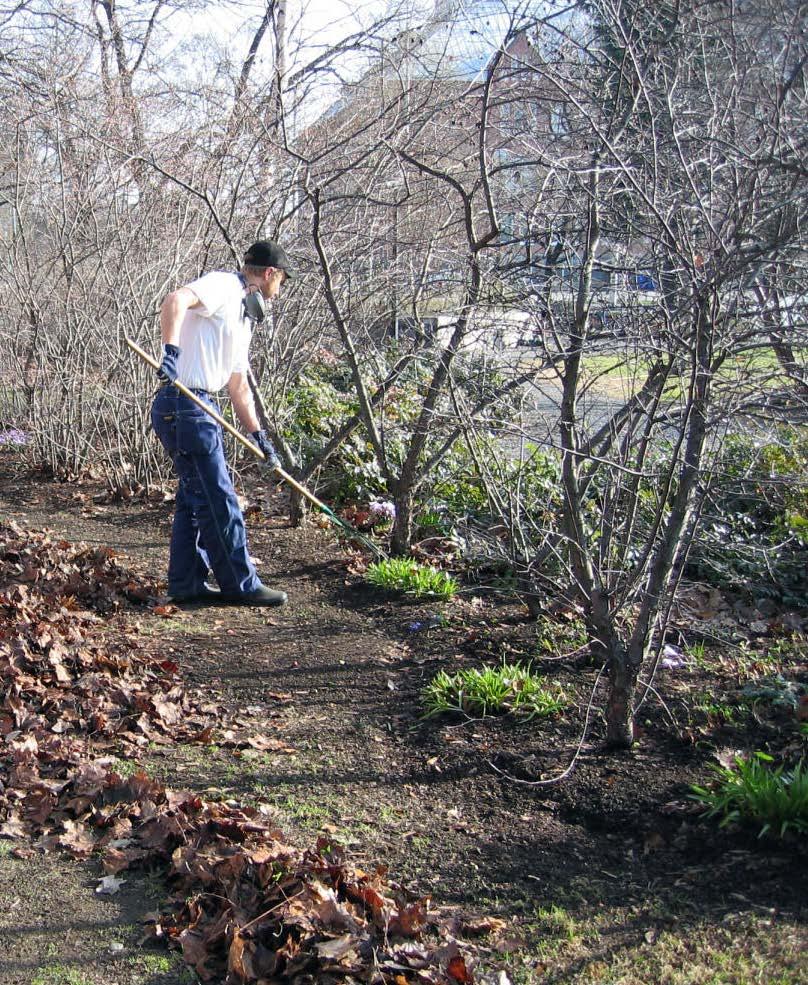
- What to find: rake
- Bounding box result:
[125,337,386,559]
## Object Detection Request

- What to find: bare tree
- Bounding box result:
[456,0,807,747]
[1,1,803,759]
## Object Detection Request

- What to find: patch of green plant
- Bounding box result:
[534,615,589,658]
[426,440,562,528]
[414,508,454,539]
[280,367,388,505]
[423,661,567,719]
[429,471,488,517]
[131,954,172,974]
[128,951,197,982]
[284,367,356,441]
[276,793,331,829]
[691,752,808,839]
[533,903,581,943]
[686,427,808,605]
[31,967,93,985]
[741,675,807,712]
[690,692,742,725]
[684,640,708,665]
[107,755,142,779]
[730,639,791,680]
[366,557,458,599]
[765,635,808,667]
[491,896,808,985]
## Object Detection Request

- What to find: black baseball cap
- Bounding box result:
[244,240,295,278]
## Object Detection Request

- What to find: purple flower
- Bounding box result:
[408,621,423,632]
[369,499,396,522]
[660,644,686,670]
[0,428,27,446]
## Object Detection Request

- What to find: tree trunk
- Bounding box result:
[391,489,414,556]
[288,486,305,526]
[605,644,640,748]
[517,571,545,619]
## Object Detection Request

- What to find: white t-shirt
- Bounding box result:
[175,271,252,392]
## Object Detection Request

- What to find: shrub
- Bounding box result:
[281,368,388,505]
[686,428,808,605]
[428,441,563,527]
[423,661,567,719]
[690,752,808,840]
[365,557,458,599]
[283,368,357,445]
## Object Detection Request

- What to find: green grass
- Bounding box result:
[366,556,458,599]
[31,967,94,985]
[491,904,806,985]
[132,954,172,973]
[764,635,808,667]
[690,692,742,725]
[273,793,332,830]
[128,952,197,982]
[691,752,808,839]
[685,640,708,665]
[534,903,582,947]
[423,661,567,719]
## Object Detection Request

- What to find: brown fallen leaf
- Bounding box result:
[179,928,215,981]
[264,691,293,702]
[0,811,28,839]
[447,954,474,983]
[643,831,666,855]
[244,735,296,753]
[227,930,257,981]
[459,915,508,937]
[315,934,358,961]
[58,818,97,858]
[96,874,126,895]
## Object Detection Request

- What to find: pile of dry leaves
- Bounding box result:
[0,521,477,984]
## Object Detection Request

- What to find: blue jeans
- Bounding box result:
[151,386,261,597]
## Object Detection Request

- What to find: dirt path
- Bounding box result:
[1,458,806,984]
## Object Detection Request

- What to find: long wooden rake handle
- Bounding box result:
[124,336,333,514]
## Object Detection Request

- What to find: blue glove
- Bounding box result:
[252,430,281,470]
[157,344,180,383]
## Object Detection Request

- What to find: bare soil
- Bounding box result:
[1,451,806,984]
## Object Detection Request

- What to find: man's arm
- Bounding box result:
[229,372,281,468]
[228,372,261,434]
[160,286,202,346]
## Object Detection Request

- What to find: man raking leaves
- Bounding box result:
[146,239,293,607]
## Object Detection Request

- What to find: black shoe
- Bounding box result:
[168,584,221,605]
[222,585,288,607]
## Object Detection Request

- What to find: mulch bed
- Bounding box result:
[1,457,806,983]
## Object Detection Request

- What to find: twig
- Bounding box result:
[237,888,306,934]
[634,677,679,729]
[488,663,605,787]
